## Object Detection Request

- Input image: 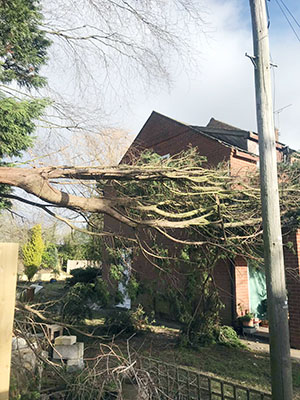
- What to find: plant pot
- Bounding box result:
[260,320,269,328]
[242,319,254,327]
[243,325,257,335]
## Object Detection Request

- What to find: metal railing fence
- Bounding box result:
[139,357,272,400]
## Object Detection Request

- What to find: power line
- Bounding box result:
[266,0,271,28]
[278,0,300,30]
[270,53,276,115]
[274,0,300,42]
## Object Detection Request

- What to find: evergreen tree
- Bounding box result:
[0,0,50,88]
[42,242,59,271]
[22,224,45,280]
[0,0,51,210]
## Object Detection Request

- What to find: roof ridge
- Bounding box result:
[207,117,246,132]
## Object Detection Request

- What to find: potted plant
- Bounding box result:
[238,312,255,327]
[258,299,268,327]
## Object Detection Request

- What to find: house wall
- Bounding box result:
[228,232,300,349]
[213,260,234,325]
[284,229,300,349]
[104,111,300,345]
[230,151,258,177]
[235,256,250,316]
[103,215,235,324]
[123,112,232,167]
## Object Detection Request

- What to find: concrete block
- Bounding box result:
[53,342,84,360]
[46,324,64,341]
[67,358,84,370]
[243,326,257,335]
[22,348,37,370]
[12,348,36,370]
[54,335,76,346]
[12,337,28,351]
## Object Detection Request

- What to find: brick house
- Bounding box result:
[104,111,300,348]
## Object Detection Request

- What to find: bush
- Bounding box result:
[22,224,44,281]
[179,324,244,349]
[216,326,245,348]
[62,278,109,322]
[237,312,254,323]
[104,305,149,335]
[10,371,41,400]
[22,224,44,270]
[42,243,58,271]
[24,265,38,282]
[66,267,102,286]
[105,310,135,335]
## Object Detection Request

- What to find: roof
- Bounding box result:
[125,111,296,163]
[191,118,253,152]
[206,117,245,131]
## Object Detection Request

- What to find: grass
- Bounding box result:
[156,342,272,390]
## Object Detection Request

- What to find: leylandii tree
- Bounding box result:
[0,0,50,210]
[6,145,300,347]
[0,0,50,87]
[22,224,45,281]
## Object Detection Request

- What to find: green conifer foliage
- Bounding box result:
[42,243,59,271]
[0,0,51,210]
[0,96,48,157]
[0,0,51,88]
[22,224,45,280]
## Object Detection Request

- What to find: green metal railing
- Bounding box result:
[139,357,272,400]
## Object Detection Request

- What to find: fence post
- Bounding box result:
[0,243,19,400]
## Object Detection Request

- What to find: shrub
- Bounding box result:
[179,324,244,349]
[22,224,45,281]
[42,243,58,271]
[216,326,245,348]
[62,278,109,322]
[237,312,254,323]
[104,305,149,335]
[105,310,136,335]
[66,267,101,286]
[24,265,38,282]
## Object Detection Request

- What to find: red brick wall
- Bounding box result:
[284,229,300,349]
[230,152,258,177]
[235,256,250,316]
[133,254,235,324]
[213,260,233,325]
[102,216,235,324]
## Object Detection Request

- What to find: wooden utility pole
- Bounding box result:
[0,243,18,400]
[249,1,293,399]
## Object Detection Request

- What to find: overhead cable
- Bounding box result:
[274,0,300,42]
